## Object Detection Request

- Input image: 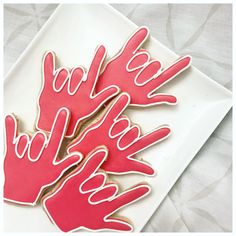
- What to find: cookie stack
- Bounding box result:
[3,26,191,232]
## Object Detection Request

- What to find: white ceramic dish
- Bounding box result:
[4,4,232,232]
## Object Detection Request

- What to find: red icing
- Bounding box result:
[96,26,192,106]
[29,133,46,160]
[67,93,171,175]
[15,134,28,157]
[135,60,161,84]
[36,46,119,138]
[127,51,150,70]
[69,68,84,93]
[110,116,130,137]
[118,126,140,150]
[43,148,151,232]
[4,108,82,206]
[81,173,106,193]
[90,185,118,204]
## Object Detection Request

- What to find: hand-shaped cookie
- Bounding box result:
[36,46,119,138]
[43,147,151,232]
[4,108,82,206]
[96,26,191,106]
[67,93,171,176]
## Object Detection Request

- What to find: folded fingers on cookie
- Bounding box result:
[67,93,171,176]
[43,147,151,232]
[37,46,119,138]
[96,26,192,106]
[4,108,82,205]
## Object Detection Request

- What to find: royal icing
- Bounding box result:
[4,108,82,206]
[36,46,119,138]
[43,147,151,232]
[96,26,192,106]
[67,93,171,176]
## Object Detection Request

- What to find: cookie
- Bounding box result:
[43,147,151,232]
[36,46,119,138]
[67,93,171,176]
[96,26,192,106]
[4,107,82,206]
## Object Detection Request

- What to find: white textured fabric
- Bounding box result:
[4,4,232,232]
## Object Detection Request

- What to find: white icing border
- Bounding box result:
[28,131,47,162]
[126,50,151,72]
[132,59,162,86]
[99,26,192,107]
[4,107,83,206]
[117,125,141,151]
[88,184,118,205]
[53,66,86,96]
[14,133,30,158]
[109,116,130,138]
[43,148,151,232]
[80,172,107,194]
[100,26,150,75]
[35,46,120,138]
[67,93,171,176]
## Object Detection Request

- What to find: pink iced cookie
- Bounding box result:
[43,147,151,232]
[4,108,82,206]
[96,26,192,106]
[67,93,171,176]
[36,46,119,138]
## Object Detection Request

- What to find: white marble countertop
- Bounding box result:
[4,3,232,232]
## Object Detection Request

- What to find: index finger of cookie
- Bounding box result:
[104,93,130,124]
[77,147,108,183]
[86,45,106,93]
[122,27,149,55]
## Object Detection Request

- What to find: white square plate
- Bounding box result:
[4,4,232,232]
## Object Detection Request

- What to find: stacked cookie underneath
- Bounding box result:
[3,27,191,232]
